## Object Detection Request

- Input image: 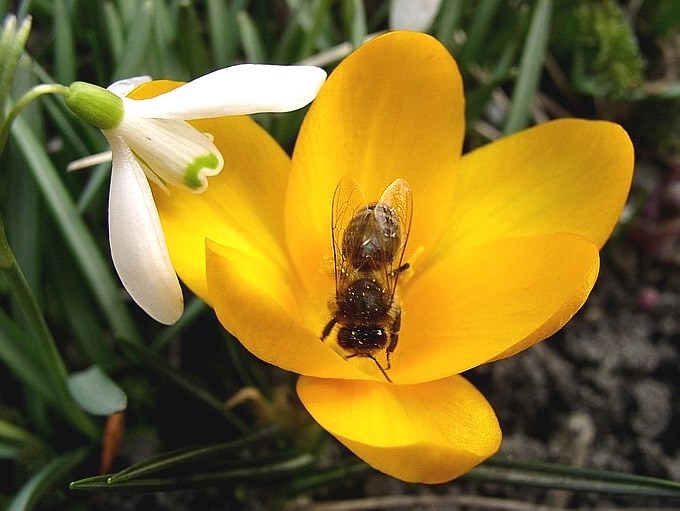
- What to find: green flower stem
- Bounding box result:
[0,15,32,123]
[0,83,70,155]
[0,215,99,440]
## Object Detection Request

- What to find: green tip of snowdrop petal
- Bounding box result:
[65,82,124,130]
[123,64,327,120]
[184,153,220,190]
[111,114,224,193]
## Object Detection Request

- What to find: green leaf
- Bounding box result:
[112,0,154,80]
[70,452,315,492]
[10,115,140,344]
[53,0,76,84]
[108,426,281,482]
[103,1,125,61]
[237,10,265,63]
[67,366,127,416]
[177,2,211,77]
[117,336,249,432]
[8,448,89,511]
[465,456,680,498]
[151,296,207,352]
[206,0,231,66]
[0,306,56,402]
[503,0,552,134]
[342,0,367,49]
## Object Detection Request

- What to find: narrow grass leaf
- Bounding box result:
[0,307,56,401]
[53,0,76,84]
[6,56,43,294]
[10,116,140,344]
[71,453,315,492]
[343,0,367,48]
[47,245,114,366]
[117,336,248,432]
[151,296,207,352]
[8,447,89,511]
[206,0,230,66]
[76,161,110,213]
[237,10,265,63]
[503,0,552,134]
[108,426,281,482]
[177,3,211,77]
[0,418,40,445]
[112,0,154,80]
[297,0,332,61]
[435,0,464,46]
[103,1,125,61]
[460,0,502,64]
[464,456,680,498]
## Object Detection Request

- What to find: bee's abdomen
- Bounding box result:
[337,278,389,322]
[337,326,387,350]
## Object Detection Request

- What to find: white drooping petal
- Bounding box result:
[389,0,442,31]
[107,75,152,97]
[106,134,183,325]
[123,64,327,120]
[115,112,224,192]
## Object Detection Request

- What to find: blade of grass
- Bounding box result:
[5,57,43,295]
[8,447,89,511]
[10,115,140,344]
[206,0,230,66]
[0,306,56,402]
[296,0,333,61]
[71,453,315,492]
[0,418,43,446]
[53,0,76,84]
[503,0,552,134]
[47,241,114,367]
[112,0,154,80]
[342,0,367,49]
[459,0,502,64]
[103,1,124,61]
[465,456,680,498]
[108,425,281,482]
[151,296,207,352]
[177,2,211,77]
[117,336,249,433]
[237,10,265,63]
[0,216,99,439]
[435,0,465,45]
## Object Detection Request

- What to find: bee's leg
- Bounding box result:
[367,354,392,383]
[392,262,410,276]
[345,353,392,383]
[320,317,337,340]
[385,307,401,370]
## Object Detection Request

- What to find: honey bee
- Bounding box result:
[320,177,413,382]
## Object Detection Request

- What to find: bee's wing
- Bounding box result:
[331,176,365,291]
[378,178,413,294]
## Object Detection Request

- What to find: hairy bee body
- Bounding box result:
[320,178,412,382]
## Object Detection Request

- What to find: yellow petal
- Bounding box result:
[297,375,501,484]
[439,119,633,258]
[285,31,464,307]
[206,240,370,380]
[390,233,599,384]
[128,80,292,304]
